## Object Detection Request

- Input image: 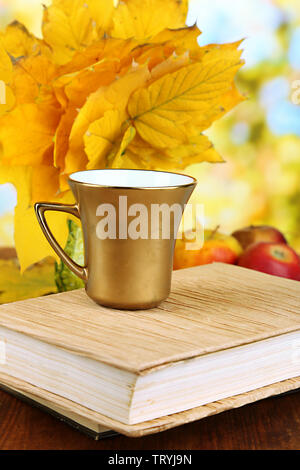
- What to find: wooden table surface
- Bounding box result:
[0,388,299,450]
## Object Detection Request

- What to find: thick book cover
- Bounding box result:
[0,263,299,436]
[0,372,299,437]
[0,383,119,440]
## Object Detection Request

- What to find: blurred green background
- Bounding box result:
[0,0,299,300]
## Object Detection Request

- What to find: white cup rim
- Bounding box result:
[69,169,197,189]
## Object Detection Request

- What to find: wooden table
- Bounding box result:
[0,388,299,450]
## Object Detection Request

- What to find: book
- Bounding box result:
[0,383,118,439]
[0,263,299,437]
[1,375,299,438]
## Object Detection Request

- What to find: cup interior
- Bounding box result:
[69,169,195,188]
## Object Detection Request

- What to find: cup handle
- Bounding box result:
[34,202,88,282]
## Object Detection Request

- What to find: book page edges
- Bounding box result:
[0,371,299,437]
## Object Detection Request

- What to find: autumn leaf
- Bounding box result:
[152,24,201,52]
[55,58,118,108]
[0,103,62,166]
[0,258,57,304]
[112,0,188,41]
[87,0,115,34]
[31,165,60,202]
[84,110,124,169]
[58,38,137,76]
[128,45,243,148]
[124,133,222,169]
[0,85,15,117]
[0,21,49,60]
[131,25,200,71]
[42,0,97,65]
[11,54,59,106]
[163,134,224,166]
[0,166,32,209]
[0,41,12,83]
[14,191,76,271]
[149,52,191,83]
[54,107,78,171]
[110,126,136,168]
[0,165,69,271]
[0,214,14,247]
[64,64,150,174]
[0,2,244,273]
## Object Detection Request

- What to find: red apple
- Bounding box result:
[232,225,287,250]
[238,242,300,281]
[173,229,243,270]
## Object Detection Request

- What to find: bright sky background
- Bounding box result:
[187,0,285,67]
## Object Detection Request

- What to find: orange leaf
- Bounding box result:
[55,59,118,108]
[31,165,60,202]
[58,38,137,76]
[0,103,62,166]
[54,107,78,171]
[11,55,59,106]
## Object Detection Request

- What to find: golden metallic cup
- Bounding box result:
[35,169,196,309]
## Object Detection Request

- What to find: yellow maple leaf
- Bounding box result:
[0,21,49,60]
[14,190,76,272]
[0,41,13,85]
[64,64,150,174]
[110,126,136,168]
[0,85,15,117]
[84,109,124,169]
[54,107,78,171]
[87,0,115,34]
[124,133,222,169]
[0,258,57,304]
[58,38,137,76]
[184,81,246,137]
[0,213,14,247]
[55,58,118,108]
[0,103,62,166]
[0,162,59,207]
[152,24,201,52]
[0,1,245,273]
[84,110,137,169]
[149,52,190,83]
[31,165,60,202]
[0,166,31,209]
[11,54,59,106]
[128,45,243,148]
[163,134,224,166]
[42,0,97,65]
[0,165,74,270]
[112,0,188,42]
[132,25,200,70]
